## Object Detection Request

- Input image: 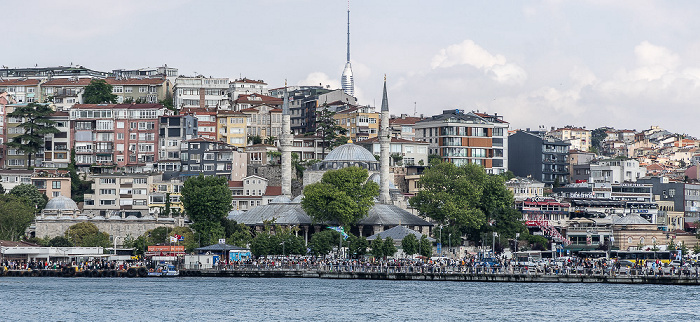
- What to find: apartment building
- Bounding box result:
[232,93,282,111]
[357,137,429,166]
[333,105,379,142]
[42,78,93,110]
[508,130,570,186]
[216,110,247,148]
[181,107,217,140]
[157,114,198,173]
[229,175,282,211]
[0,79,42,104]
[70,104,166,174]
[173,76,230,110]
[41,111,72,169]
[548,127,591,152]
[240,104,282,139]
[414,109,509,174]
[177,138,247,181]
[83,174,152,217]
[291,135,327,161]
[589,159,646,184]
[107,76,171,104]
[389,114,424,141]
[229,78,268,101]
[148,175,185,216]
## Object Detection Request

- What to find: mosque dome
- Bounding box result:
[44,195,79,211]
[324,142,377,163]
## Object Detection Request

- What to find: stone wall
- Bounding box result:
[34,218,184,242]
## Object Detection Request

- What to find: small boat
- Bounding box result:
[147,264,179,277]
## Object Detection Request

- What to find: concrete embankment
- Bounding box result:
[190,269,700,285]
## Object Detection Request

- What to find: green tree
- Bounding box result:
[692,244,700,255]
[383,237,397,258]
[0,195,36,241]
[65,222,110,247]
[159,90,176,113]
[370,238,385,258]
[591,127,608,152]
[170,226,198,253]
[181,175,232,246]
[83,79,117,104]
[0,183,5,194]
[667,240,677,251]
[527,234,549,251]
[67,149,93,203]
[401,234,419,256]
[390,153,404,166]
[348,235,368,258]
[48,236,74,247]
[419,235,432,257]
[10,183,48,210]
[250,231,278,257]
[6,103,60,169]
[428,154,443,165]
[315,107,348,156]
[302,166,378,226]
[248,135,263,145]
[222,219,253,248]
[309,229,339,256]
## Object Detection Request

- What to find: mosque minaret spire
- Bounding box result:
[379,75,391,204]
[280,80,293,198]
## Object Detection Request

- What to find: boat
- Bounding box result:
[147,263,179,277]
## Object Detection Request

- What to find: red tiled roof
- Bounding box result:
[0,79,41,86]
[43,78,94,86]
[228,181,243,188]
[235,94,282,104]
[264,186,282,196]
[181,107,216,114]
[51,111,69,116]
[390,116,423,125]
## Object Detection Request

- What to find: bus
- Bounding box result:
[610,250,678,265]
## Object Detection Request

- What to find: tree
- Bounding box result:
[401,234,419,257]
[82,79,117,104]
[248,135,263,145]
[348,235,368,258]
[181,175,232,246]
[222,219,253,248]
[428,154,443,165]
[264,136,277,145]
[302,166,378,226]
[419,235,432,257]
[315,107,348,156]
[383,237,397,258]
[0,183,5,194]
[6,102,60,169]
[591,127,608,152]
[390,153,403,166]
[68,148,93,203]
[10,183,48,210]
[65,222,110,247]
[309,229,339,256]
[370,238,385,258]
[250,231,278,257]
[48,236,73,247]
[0,195,35,241]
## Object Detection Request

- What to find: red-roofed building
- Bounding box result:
[229,78,268,101]
[0,79,42,104]
[229,175,282,210]
[181,107,217,140]
[233,93,283,111]
[239,104,283,140]
[389,114,425,141]
[105,77,171,105]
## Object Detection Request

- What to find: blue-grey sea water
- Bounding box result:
[1,277,699,321]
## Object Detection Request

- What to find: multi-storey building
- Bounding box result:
[505,177,545,201]
[216,110,247,148]
[547,127,592,152]
[157,114,198,173]
[148,175,185,216]
[240,104,282,139]
[83,174,152,217]
[111,65,178,81]
[181,107,217,140]
[107,76,171,104]
[177,138,247,181]
[229,78,268,101]
[41,111,71,169]
[284,87,356,135]
[232,93,282,111]
[414,109,509,174]
[569,150,596,183]
[42,78,93,110]
[70,104,166,174]
[333,105,379,142]
[589,158,646,184]
[637,176,700,222]
[229,175,282,211]
[0,79,42,104]
[173,76,230,110]
[0,66,108,80]
[389,114,425,141]
[5,104,35,169]
[291,135,328,161]
[0,169,71,199]
[357,137,429,167]
[508,130,570,186]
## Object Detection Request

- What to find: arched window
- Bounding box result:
[640,237,645,245]
[628,237,633,244]
[652,237,657,244]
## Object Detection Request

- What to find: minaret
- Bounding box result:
[379,76,391,204]
[280,81,293,198]
[341,8,355,97]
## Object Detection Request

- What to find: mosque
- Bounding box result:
[227,78,433,243]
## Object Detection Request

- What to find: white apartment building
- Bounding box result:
[174,76,230,110]
[589,159,646,184]
[229,78,268,101]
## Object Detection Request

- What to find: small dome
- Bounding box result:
[324,143,377,163]
[44,195,79,211]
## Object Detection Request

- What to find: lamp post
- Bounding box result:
[439,225,443,257]
[448,233,452,258]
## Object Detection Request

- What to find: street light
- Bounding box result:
[448,233,452,257]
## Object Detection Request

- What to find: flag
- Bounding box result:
[328,226,349,240]
[177,235,184,241]
[169,236,177,243]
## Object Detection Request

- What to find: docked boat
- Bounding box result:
[147,264,179,277]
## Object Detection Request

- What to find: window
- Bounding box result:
[133,178,147,184]
[100,178,116,184]
[139,86,147,93]
[100,189,116,195]
[113,86,123,93]
[52,191,60,197]
[52,181,61,189]
[96,120,113,130]
[100,200,116,206]
[125,87,133,93]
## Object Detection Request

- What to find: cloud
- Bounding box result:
[430,40,527,84]
[297,72,340,89]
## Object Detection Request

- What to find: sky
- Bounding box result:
[6,0,700,137]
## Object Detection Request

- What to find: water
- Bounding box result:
[1,277,699,321]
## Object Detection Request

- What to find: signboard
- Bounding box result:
[147,245,185,252]
[436,243,442,255]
